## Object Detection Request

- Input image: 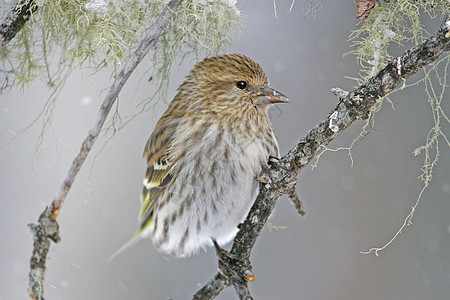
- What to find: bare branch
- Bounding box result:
[194,19,450,299]
[27,1,182,299]
[193,273,229,300]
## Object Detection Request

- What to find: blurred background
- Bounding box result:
[1,1,449,299]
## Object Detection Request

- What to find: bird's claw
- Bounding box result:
[268,155,280,166]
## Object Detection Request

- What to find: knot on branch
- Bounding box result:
[29,206,61,244]
[331,87,349,100]
[257,159,295,195]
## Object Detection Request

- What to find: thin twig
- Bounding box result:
[27,1,182,299]
[288,185,305,217]
[194,20,450,299]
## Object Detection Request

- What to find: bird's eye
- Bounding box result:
[236,81,247,90]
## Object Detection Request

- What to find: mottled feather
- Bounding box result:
[111,54,288,259]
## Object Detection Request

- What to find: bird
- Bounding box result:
[112,53,289,259]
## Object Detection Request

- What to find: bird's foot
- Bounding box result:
[268,155,280,166]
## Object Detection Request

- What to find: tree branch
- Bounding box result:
[0,0,37,52]
[27,1,182,299]
[194,20,450,300]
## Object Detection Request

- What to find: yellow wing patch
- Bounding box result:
[139,114,182,230]
[138,156,172,229]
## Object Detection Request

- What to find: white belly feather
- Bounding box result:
[149,120,278,257]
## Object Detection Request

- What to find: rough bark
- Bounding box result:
[0,0,37,51]
[354,0,375,19]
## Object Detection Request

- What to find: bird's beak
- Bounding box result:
[256,86,289,105]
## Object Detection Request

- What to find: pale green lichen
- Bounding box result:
[1,0,240,160]
[310,1,449,256]
[347,1,450,256]
[363,57,450,256]
[350,1,426,81]
[28,268,46,300]
[412,56,450,187]
[2,0,240,87]
[266,221,287,232]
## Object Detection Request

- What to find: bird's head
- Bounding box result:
[179,54,288,118]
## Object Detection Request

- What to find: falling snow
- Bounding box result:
[80,96,92,106]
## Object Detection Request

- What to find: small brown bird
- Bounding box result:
[113,54,288,258]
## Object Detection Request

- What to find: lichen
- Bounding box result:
[347,0,450,256]
[2,0,240,86]
[0,0,240,159]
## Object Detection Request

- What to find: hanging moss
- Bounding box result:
[0,0,240,162]
[1,0,240,88]
[350,0,449,81]
[347,0,450,256]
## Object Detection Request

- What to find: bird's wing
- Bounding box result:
[109,116,181,261]
[139,151,172,229]
[139,116,181,230]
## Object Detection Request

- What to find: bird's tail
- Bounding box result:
[108,230,144,261]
